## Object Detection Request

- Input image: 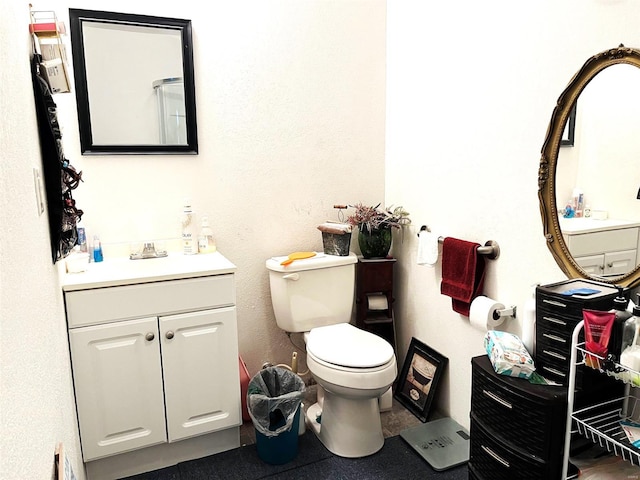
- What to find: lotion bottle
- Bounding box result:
[181,202,198,255]
[198,216,216,254]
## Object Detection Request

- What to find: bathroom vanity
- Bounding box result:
[559,218,640,276]
[61,252,241,480]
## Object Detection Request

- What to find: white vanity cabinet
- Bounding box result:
[560,219,640,276]
[62,253,241,479]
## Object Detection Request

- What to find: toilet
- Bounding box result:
[266,252,397,458]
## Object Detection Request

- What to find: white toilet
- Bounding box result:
[266,252,397,458]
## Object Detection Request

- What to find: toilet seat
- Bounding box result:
[306,323,394,368]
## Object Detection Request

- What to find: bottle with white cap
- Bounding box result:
[197,216,217,254]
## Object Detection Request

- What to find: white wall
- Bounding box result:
[386,0,640,427]
[1,3,83,479]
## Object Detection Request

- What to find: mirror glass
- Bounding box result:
[69,9,198,154]
[539,45,640,288]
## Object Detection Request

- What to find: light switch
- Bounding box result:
[33,167,45,216]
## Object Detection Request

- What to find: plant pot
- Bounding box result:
[358,226,392,259]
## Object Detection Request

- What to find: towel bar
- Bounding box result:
[418,225,500,260]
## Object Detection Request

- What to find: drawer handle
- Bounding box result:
[481,445,510,468]
[542,366,566,377]
[166,331,175,340]
[542,316,568,327]
[542,333,566,344]
[145,332,155,342]
[482,389,512,410]
[542,299,567,308]
[542,350,567,361]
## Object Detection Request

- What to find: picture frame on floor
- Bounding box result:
[394,337,448,423]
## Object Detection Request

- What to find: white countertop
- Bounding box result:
[61,251,237,291]
[559,217,640,235]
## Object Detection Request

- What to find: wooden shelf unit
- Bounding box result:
[355,256,397,351]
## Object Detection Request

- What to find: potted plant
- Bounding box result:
[346,203,411,258]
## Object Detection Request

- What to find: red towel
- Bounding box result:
[440,237,486,316]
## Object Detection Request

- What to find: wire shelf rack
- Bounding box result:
[572,395,640,466]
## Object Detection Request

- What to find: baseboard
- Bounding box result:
[84,427,240,480]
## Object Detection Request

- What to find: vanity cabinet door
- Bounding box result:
[69,317,166,461]
[160,307,240,442]
[604,249,637,275]
[574,254,605,276]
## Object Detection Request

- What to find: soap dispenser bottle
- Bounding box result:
[197,216,216,254]
[181,202,198,255]
[609,286,631,360]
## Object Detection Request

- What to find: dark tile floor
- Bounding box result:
[240,384,422,446]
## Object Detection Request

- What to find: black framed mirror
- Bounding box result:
[68,9,198,155]
[539,45,640,288]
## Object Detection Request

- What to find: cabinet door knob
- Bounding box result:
[145,332,155,342]
[166,331,175,340]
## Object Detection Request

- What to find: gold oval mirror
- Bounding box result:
[539,45,640,288]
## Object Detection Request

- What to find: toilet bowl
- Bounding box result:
[265,252,397,457]
[304,323,397,457]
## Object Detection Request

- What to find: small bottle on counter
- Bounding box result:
[198,216,217,254]
[181,202,198,255]
[77,223,87,252]
[93,235,103,262]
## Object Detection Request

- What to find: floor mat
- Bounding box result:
[121,432,468,479]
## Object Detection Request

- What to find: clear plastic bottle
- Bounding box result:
[621,296,640,371]
[198,216,216,254]
[181,203,198,255]
[93,235,103,262]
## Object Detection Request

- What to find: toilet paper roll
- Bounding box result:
[417,229,439,266]
[367,293,388,311]
[469,295,506,331]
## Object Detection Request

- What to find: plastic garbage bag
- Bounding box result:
[247,366,305,438]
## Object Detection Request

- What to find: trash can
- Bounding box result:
[247,366,306,464]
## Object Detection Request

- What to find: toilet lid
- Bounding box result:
[306,323,395,368]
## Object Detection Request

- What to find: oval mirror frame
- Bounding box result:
[539,44,640,288]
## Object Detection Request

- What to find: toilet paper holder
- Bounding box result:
[494,305,516,320]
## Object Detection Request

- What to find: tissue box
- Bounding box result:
[321,232,351,256]
[318,222,352,256]
[484,330,535,379]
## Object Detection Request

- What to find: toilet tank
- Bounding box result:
[266,252,358,332]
